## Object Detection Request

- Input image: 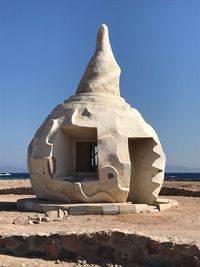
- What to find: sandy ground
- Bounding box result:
[0,254,141,267]
[0,179,31,190]
[0,254,144,267]
[0,254,99,267]
[0,191,199,242]
[0,255,143,267]
[163,180,200,191]
[0,180,199,266]
[0,194,199,242]
[0,180,199,241]
[1,179,200,191]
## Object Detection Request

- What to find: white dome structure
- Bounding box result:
[28,24,166,205]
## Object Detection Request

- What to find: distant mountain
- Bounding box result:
[166,165,200,173]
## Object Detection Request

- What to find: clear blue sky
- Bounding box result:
[0,0,200,172]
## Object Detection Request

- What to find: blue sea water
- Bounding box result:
[0,173,30,180]
[0,172,200,181]
[165,173,200,181]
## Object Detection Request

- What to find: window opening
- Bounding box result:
[75,141,98,172]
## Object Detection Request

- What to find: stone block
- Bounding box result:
[158,200,178,212]
[24,200,34,211]
[147,206,159,213]
[133,204,148,213]
[86,205,103,215]
[158,203,172,212]
[155,198,171,204]
[68,206,86,215]
[43,206,59,213]
[46,210,58,221]
[34,204,45,213]
[154,198,178,212]
[119,204,136,214]
[58,209,65,220]
[16,199,24,209]
[102,205,119,215]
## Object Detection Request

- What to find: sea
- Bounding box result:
[0,172,200,181]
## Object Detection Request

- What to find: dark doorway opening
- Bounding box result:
[75,141,98,172]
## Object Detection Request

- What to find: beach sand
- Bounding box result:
[0,179,199,240]
[0,180,199,266]
[1,179,200,192]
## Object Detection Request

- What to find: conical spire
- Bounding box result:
[76,24,121,96]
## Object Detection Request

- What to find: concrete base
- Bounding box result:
[16,198,178,215]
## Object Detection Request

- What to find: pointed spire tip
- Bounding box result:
[99,24,108,34]
[100,24,108,30]
[76,23,121,96]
